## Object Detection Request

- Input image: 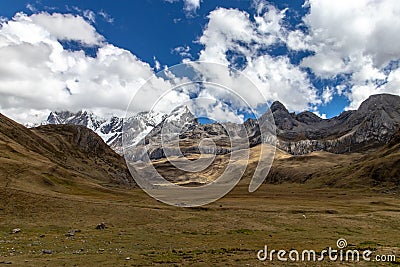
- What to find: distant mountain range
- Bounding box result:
[41,94,400,158]
[42,110,166,154]
[269,93,400,154]
[1,93,399,191]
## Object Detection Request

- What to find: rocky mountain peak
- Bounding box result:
[358,93,400,114]
[171,105,190,114]
[41,93,400,157]
[165,105,195,123]
[46,111,74,124]
[295,111,323,125]
[268,101,297,131]
[270,101,289,113]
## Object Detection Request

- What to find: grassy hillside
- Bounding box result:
[0,113,399,266]
[0,114,134,197]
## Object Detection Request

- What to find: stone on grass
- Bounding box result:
[42,249,53,254]
[11,228,21,234]
[96,222,106,230]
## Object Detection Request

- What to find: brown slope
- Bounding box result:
[151,136,399,191]
[344,129,400,187]
[0,113,134,196]
[263,130,400,190]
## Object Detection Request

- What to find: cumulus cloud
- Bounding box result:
[164,0,202,16]
[0,12,180,124]
[29,12,104,45]
[291,0,400,109]
[183,0,202,14]
[3,0,400,125]
[196,6,319,112]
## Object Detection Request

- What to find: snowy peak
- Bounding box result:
[133,111,167,127]
[165,105,196,124]
[42,109,171,154]
[45,111,74,125]
[44,110,105,130]
[122,111,167,148]
[170,105,191,115]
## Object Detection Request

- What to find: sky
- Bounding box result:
[0,0,400,124]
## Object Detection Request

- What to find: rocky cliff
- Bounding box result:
[268,94,400,154]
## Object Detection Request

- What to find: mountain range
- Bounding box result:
[1,93,399,192]
[42,110,166,154]
[42,93,400,158]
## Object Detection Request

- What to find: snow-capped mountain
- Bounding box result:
[42,110,166,154]
[123,105,199,161]
[43,106,197,154]
[39,94,400,159]
[121,111,167,151]
[146,105,197,139]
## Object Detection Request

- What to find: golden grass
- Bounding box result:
[1,181,399,266]
[1,114,399,266]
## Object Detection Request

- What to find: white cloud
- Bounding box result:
[1,107,51,126]
[179,90,245,123]
[26,3,37,12]
[153,56,161,71]
[198,8,258,65]
[183,0,202,14]
[196,6,319,112]
[98,10,114,23]
[83,10,96,23]
[4,1,400,125]
[243,55,320,111]
[172,45,192,58]
[0,12,182,124]
[313,111,326,119]
[164,0,202,16]
[321,87,334,104]
[203,101,244,123]
[385,68,400,94]
[29,12,104,45]
[173,18,182,24]
[291,0,400,109]
[69,6,97,24]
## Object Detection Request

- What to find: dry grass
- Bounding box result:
[1,115,399,266]
[1,181,399,266]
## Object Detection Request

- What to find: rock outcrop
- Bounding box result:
[267,94,400,154]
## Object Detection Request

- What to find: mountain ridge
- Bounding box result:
[41,93,400,157]
[0,113,135,194]
[270,94,400,154]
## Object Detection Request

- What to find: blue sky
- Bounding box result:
[1,1,298,64]
[0,0,399,123]
[1,1,248,65]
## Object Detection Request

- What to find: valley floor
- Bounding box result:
[1,183,399,266]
